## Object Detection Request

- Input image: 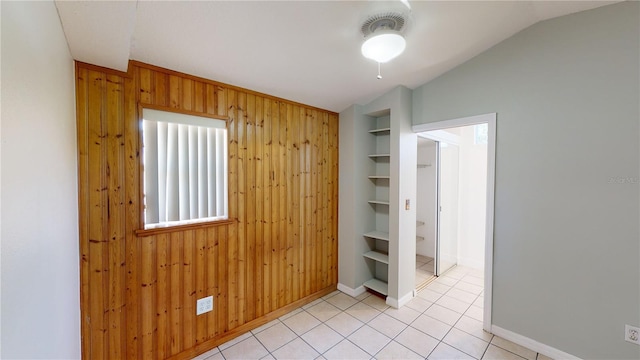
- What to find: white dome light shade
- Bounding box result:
[361,32,406,63]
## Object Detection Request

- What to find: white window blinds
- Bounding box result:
[142,108,228,229]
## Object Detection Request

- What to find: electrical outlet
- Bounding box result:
[196,296,213,315]
[625,324,640,345]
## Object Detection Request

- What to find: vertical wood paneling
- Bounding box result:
[141,236,156,359]
[308,108,315,295]
[139,67,152,104]
[280,102,291,306]
[216,225,229,335]
[169,75,181,109]
[168,231,183,354]
[204,227,217,339]
[182,230,195,350]
[263,98,273,315]
[194,82,205,113]
[156,233,169,360]
[105,76,126,359]
[87,70,107,360]
[321,113,330,289]
[255,95,265,318]
[124,68,140,360]
[230,90,243,330]
[76,61,339,360]
[75,67,91,360]
[182,78,193,111]
[246,93,257,322]
[155,72,167,106]
[288,104,301,301]
[216,86,227,118]
[194,229,207,344]
[303,108,312,297]
[223,88,237,335]
[329,114,339,283]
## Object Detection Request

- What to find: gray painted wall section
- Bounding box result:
[338,104,375,289]
[412,2,639,359]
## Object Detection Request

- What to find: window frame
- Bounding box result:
[135,103,233,237]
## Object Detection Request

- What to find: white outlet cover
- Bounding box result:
[625,324,640,345]
[196,296,214,315]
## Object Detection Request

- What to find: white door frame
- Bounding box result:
[412,113,496,333]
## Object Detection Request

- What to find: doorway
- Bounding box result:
[412,113,496,332]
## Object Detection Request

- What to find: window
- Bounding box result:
[142,108,228,229]
[474,123,488,145]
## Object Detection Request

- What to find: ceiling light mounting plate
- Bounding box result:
[361,12,407,37]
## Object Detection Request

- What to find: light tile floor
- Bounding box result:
[415,255,435,288]
[193,266,552,360]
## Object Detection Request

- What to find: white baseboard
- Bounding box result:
[337,283,366,298]
[491,325,581,360]
[457,256,484,270]
[385,296,398,308]
[386,290,414,309]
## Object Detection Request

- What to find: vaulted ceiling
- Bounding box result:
[55,1,615,112]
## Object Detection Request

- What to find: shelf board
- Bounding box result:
[416,236,425,242]
[363,278,388,296]
[368,200,390,206]
[368,128,391,135]
[368,154,390,159]
[416,221,425,227]
[363,231,390,241]
[363,251,389,264]
[368,175,390,180]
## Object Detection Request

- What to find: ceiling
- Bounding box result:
[55,1,615,113]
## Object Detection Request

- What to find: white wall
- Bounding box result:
[1,1,80,358]
[456,125,487,270]
[412,2,639,358]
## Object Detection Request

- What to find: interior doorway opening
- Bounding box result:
[412,113,496,332]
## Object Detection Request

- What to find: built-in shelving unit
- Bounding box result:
[363,113,391,297]
[339,87,417,309]
[368,128,391,135]
[364,230,390,241]
[362,278,388,296]
[363,250,389,264]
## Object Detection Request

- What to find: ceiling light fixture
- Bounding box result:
[360,12,409,79]
[361,31,406,64]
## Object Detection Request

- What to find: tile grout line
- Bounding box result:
[207,267,546,360]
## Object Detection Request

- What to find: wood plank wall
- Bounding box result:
[76,61,339,360]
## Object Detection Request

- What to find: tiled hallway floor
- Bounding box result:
[415,255,434,288]
[193,266,552,360]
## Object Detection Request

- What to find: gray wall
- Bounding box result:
[338,104,377,289]
[412,2,639,359]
